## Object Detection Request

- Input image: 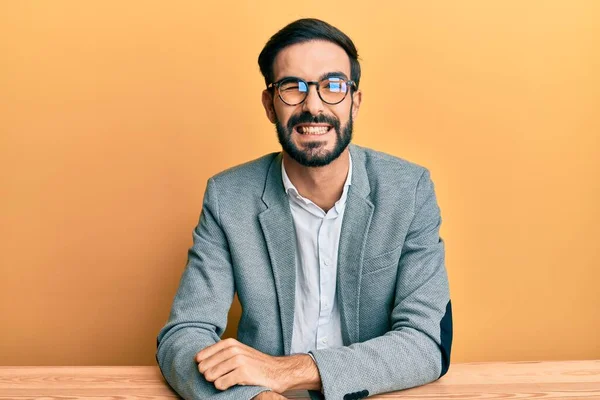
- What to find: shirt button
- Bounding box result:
[323,259,331,266]
[322,338,328,344]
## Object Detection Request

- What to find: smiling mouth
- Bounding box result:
[294,124,333,136]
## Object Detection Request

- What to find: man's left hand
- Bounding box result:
[195,338,320,393]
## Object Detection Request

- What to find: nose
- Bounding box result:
[301,84,324,115]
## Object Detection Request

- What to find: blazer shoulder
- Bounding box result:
[355,144,428,181]
[209,152,278,194]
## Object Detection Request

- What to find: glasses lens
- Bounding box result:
[319,77,348,104]
[278,78,307,105]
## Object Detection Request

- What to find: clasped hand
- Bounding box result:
[195,338,318,395]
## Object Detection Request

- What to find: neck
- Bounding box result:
[283,149,350,212]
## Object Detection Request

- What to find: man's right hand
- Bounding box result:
[252,391,288,400]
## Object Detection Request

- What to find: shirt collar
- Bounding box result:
[281,151,353,210]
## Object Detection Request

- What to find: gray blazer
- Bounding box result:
[156,144,453,400]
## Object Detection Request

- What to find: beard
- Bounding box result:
[275,109,353,168]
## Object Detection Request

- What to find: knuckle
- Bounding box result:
[227,346,239,356]
[232,353,245,365]
[207,366,221,382]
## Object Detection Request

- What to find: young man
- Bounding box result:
[156,18,452,400]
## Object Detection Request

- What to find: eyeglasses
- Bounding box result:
[268,76,356,106]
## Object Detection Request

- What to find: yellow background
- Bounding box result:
[1,1,598,366]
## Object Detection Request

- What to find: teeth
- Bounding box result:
[298,126,330,135]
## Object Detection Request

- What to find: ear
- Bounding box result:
[351,89,362,121]
[262,89,277,124]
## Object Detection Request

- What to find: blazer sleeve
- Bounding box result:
[156,178,271,400]
[309,169,453,399]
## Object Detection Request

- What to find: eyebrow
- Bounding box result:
[275,71,350,83]
[318,71,349,81]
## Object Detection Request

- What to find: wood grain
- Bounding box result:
[0,361,598,399]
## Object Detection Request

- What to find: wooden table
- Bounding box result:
[1,360,599,399]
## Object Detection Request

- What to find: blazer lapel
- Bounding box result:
[258,153,297,355]
[337,145,374,345]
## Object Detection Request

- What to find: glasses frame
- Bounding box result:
[267,76,357,106]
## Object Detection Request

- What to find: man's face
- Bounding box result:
[262,40,361,167]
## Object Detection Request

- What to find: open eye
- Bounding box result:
[321,77,347,93]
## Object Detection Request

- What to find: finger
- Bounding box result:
[203,354,245,384]
[198,345,245,375]
[212,366,247,391]
[195,338,239,363]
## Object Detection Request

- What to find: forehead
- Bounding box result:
[272,40,351,82]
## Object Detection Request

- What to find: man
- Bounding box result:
[156,18,452,400]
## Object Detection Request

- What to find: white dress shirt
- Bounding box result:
[282,153,352,355]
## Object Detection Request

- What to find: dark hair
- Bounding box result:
[258,18,361,89]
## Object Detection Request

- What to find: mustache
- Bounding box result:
[286,112,340,132]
